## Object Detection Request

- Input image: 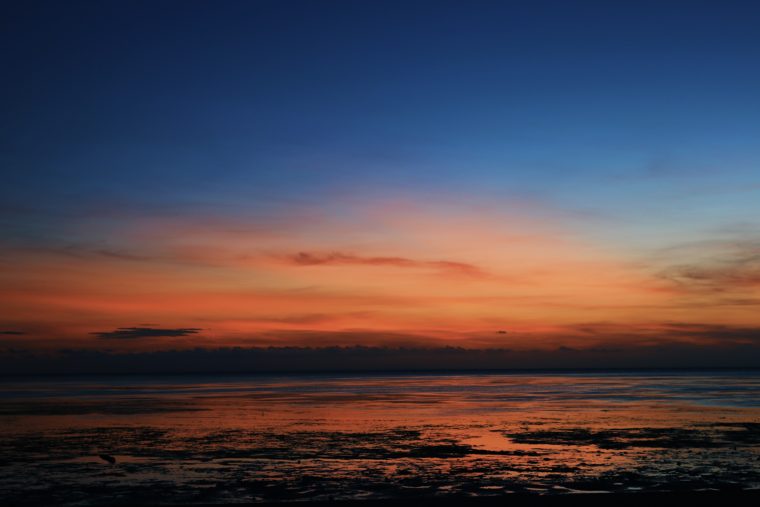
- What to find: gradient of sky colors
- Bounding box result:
[2,1,760,365]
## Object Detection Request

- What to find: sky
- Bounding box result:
[2,1,760,369]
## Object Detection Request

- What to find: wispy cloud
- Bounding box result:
[95,249,155,262]
[282,251,486,277]
[658,238,760,293]
[92,327,203,340]
[662,322,760,343]
[562,321,760,347]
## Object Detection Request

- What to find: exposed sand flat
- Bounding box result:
[1,372,759,506]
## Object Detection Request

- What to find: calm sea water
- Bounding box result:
[1,371,759,505]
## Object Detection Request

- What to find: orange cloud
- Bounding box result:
[280,251,487,277]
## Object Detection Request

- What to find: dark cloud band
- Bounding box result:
[92,327,202,340]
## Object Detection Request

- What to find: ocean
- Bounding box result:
[1,371,759,505]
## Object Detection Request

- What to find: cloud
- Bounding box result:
[250,314,348,325]
[662,322,760,343]
[96,249,154,262]
[663,260,760,291]
[92,327,202,340]
[562,321,760,347]
[282,251,486,277]
[255,329,446,347]
[658,239,760,293]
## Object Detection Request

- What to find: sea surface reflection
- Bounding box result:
[1,371,759,505]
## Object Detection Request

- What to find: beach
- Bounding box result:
[1,371,759,506]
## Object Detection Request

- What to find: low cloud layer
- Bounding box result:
[92,327,203,340]
[2,342,759,376]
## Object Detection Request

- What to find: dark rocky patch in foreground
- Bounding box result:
[506,424,760,449]
[2,423,760,506]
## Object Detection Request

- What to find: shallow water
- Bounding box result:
[1,371,759,505]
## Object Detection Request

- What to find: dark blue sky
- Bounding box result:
[4,0,760,219]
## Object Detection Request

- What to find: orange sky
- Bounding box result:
[2,197,758,353]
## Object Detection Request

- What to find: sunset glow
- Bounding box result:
[2,0,760,369]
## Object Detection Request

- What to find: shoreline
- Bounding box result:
[3,366,760,380]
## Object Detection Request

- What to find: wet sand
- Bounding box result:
[1,372,759,506]
[210,491,760,506]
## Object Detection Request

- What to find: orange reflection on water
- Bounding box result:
[1,372,759,504]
